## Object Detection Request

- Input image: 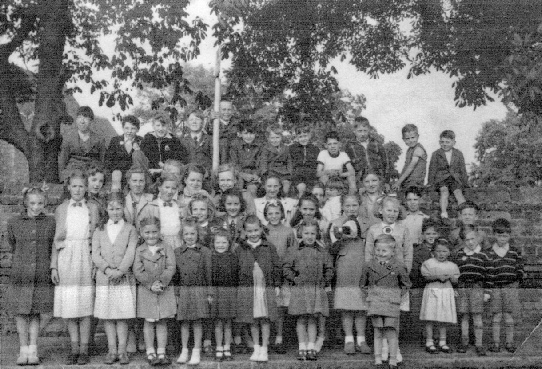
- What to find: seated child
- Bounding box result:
[402,186,429,247]
[428,130,468,218]
[178,110,212,171]
[229,119,262,198]
[449,201,490,252]
[317,131,356,195]
[289,124,320,197]
[259,124,293,196]
[360,234,411,368]
[486,218,524,353]
[321,177,346,223]
[393,124,427,192]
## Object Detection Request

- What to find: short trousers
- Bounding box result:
[372,315,399,330]
[490,282,520,315]
[457,283,484,314]
[435,177,463,193]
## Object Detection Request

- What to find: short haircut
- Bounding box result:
[239,119,256,133]
[326,177,346,194]
[188,193,215,220]
[374,234,396,247]
[76,106,94,120]
[324,130,340,142]
[219,188,246,214]
[402,124,418,137]
[362,171,383,183]
[212,228,232,250]
[67,169,87,185]
[440,130,455,140]
[433,238,451,251]
[150,114,170,127]
[122,115,140,130]
[457,200,479,213]
[188,109,205,121]
[353,116,371,128]
[422,217,441,234]
[404,185,423,198]
[339,194,360,209]
[298,219,321,240]
[492,218,511,234]
[243,214,263,230]
[183,163,206,182]
[140,216,160,229]
[126,166,148,183]
[266,124,282,137]
[106,191,125,207]
[296,124,312,135]
[459,223,478,241]
[86,163,107,180]
[158,172,180,187]
[181,217,201,242]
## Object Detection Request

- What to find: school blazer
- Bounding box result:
[58,130,106,176]
[428,148,468,187]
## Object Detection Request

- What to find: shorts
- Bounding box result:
[435,177,463,193]
[457,283,484,314]
[490,282,520,315]
[372,315,399,330]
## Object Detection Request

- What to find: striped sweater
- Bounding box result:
[486,244,524,286]
[453,247,491,289]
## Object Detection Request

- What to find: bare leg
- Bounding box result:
[275,307,284,345]
[453,188,466,205]
[492,313,502,344]
[504,313,514,345]
[155,320,168,353]
[354,312,367,345]
[473,313,483,347]
[117,320,129,355]
[224,319,232,348]
[385,328,398,366]
[425,322,434,346]
[15,315,29,349]
[439,325,447,346]
[67,319,80,354]
[342,312,353,338]
[79,316,91,355]
[28,317,40,346]
[440,186,449,217]
[215,319,224,349]
[193,320,203,349]
[143,321,155,352]
[296,317,308,348]
[373,328,383,365]
[461,314,469,346]
[104,320,118,354]
[307,316,317,345]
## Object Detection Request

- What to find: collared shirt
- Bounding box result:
[444,150,452,165]
[78,131,90,142]
[463,244,481,256]
[107,219,124,243]
[69,199,85,207]
[493,243,509,258]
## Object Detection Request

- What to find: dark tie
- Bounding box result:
[113,220,119,225]
[72,202,82,207]
[229,220,236,239]
[380,261,386,266]
[163,201,173,207]
[193,136,198,145]
[132,201,138,225]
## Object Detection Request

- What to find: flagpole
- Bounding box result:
[212,44,221,173]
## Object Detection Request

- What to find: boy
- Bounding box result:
[393,124,427,192]
[141,115,187,177]
[453,224,491,356]
[402,186,429,247]
[449,201,490,252]
[229,119,262,197]
[360,234,411,369]
[428,130,468,218]
[178,110,212,171]
[486,218,523,353]
[209,99,240,163]
[259,124,293,196]
[58,106,106,183]
[289,124,320,197]
[345,116,390,188]
[317,131,356,195]
[213,163,256,216]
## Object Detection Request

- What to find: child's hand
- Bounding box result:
[454,290,459,298]
[207,295,213,304]
[275,287,281,298]
[51,269,59,285]
[484,293,491,302]
[325,286,332,293]
[132,142,140,151]
[151,281,163,293]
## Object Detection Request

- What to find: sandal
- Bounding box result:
[223,349,233,361]
[297,349,307,361]
[425,345,438,354]
[215,349,224,362]
[438,344,451,353]
[504,343,517,353]
[306,349,317,361]
[147,353,158,366]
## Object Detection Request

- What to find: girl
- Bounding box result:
[284,220,334,361]
[214,188,247,249]
[210,229,239,361]
[264,201,297,353]
[124,167,154,231]
[236,215,282,362]
[178,164,210,219]
[359,171,385,231]
[254,175,297,226]
[311,183,326,210]
[51,170,100,365]
[419,239,459,354]
[188,193,216,249]
[213,163,256,216]
[133,217,176,366]
[328,194,371,355]
[174,218,212,365]
[6,187,55,365]
[92,192,138,365]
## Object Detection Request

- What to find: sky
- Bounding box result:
[73,1,509,166]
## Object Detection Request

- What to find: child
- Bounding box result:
[393,124,427,192]
[290,124,320,197]
[229,119,262,197]
[259,124,293,196]
[345,116,389,187]
[174,218,212,365]
[254,175,297,226]
[453,224,491,356]
[290,194,328,236]
[58,106,106,183]
[210,229,239,361]
[311,183,326,210]
[264,201,297,353]
[133,216,177,365]
[449,201,490,251]
[140,115,187,177]
[317,130,356,195]
[359,171,385,232]
[124,167,154,231]
[321,177,346,223]
[487,218,524,353]
[51,171,100,365]
[284,219,334,361]
[214,188,247,249]
[177,164,211,219]
[178,110,212,171]
[86,164,107,220]
[428,130,468,218]
[402,186,429,247]
[6,187,55,365]
[235,215,282,362]
[360,234,411,369]
[213,163,256,216]
[92,192,138,365]
[419,238,460,354]
[328,194,371,355]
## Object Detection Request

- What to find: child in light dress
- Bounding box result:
[254,175,297,226]
[92,192,138,364]
[419,239,460,354]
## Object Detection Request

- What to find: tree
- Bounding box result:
[0,1,206,181]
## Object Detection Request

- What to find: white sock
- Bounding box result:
[146,348,156,355]
[223,344,230,351]
[307,342,315,350]
[20,346,28,355]
[28,345,37,355]
[299,342,307,351]
[426,338,434,347]
[275,336,283,344]
[356,336,366,345]
[216,346,223,352]
[397,348,403,362]
[345,336,354,343]
[439,340,446,346]
[157,348,165,355]
[234,336,242,345]
[203,339,212,347]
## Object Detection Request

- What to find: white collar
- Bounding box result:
[463,245,481,255]
[246,239,262,248]
[152,131,172,139]
[78,131,90,141]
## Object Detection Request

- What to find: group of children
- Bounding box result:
[7,107,525,368]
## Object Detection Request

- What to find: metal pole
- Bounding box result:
[212,45,221,173]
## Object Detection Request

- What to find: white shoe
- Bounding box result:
[16,347,28,366]
[315,336,325,353]
[177,348,189,364]
[441,212,449,219]
[188,349,200,365]
[257,346,268,362]
[250,345,261,361]
[396,348,403,363]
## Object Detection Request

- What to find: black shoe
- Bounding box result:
[297,350,306,361]
[306,349,317,361]
[456,344,468,353]
[77,353,89,365]
[67,353,78,365]
[475,346,486,356]
[273,343,287,354]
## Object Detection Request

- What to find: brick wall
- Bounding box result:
[0,185,541,341]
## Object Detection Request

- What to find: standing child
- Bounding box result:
[174,218,212,365]
[402,186,430,247]
[393,124,427,192]
[449,201,490,251]
[133,217,177,366]
[6,187,55,365]
[236,215,282,362]
[284,220,334,361]
[317,130,356,195]
[178,110,213,171]
[264,201,297,353]
[51,171,100,365]
[213,163,256,217]
[487,218,524,353]
[360,235,411,369]
[124,167,154,232]
[359,172,386,233]
[86,164,108,224]
[419,239,460,354]
[428,130,468,219]
[453,224,491,356]
[254,175,297,226]
[210,229,239,361]
[229,119,262,198]
[290,124,320,197]
[214,188,247,249]
[177,164,211,219]
[259,124,293,196]
[92,192,138,365]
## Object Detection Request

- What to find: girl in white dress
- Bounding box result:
[92,192,138,364]
[420,239,460,353]
[51,171,100,365]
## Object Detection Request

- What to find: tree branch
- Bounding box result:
[0,6,38,61]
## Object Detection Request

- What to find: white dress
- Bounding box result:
[419,258,459,324]
[54,204,94,318]
[159,202,182,250]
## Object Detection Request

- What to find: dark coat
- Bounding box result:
[140,132,188,168]
[58,129,106,182]
[105,135,144,175]
[428,148,468,188]
[345,139,390,183]
[229,138,262,175]
[410,242,433,289]
[5,213,56,315]
[211,250,239,319]
[259,144,293,177]
[289,142,320,184]
[179,133,212,170]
